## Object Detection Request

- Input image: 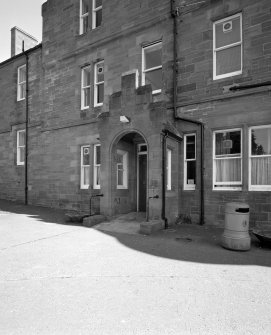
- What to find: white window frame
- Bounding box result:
[213,13,242,80]
[81,65,91,110]
[93,144,101,189]
[92,0,102,29]
[184,134,196,191]
[117,149,128,189]
[80,0,89,35]
[249,125,271,191]
[142,41,162,94]
[94,61,104,107]
[17,130,25,166]
[81,145,90,189]
[166,148,172,191]
[17,65,26,101]
[213,128,242,191]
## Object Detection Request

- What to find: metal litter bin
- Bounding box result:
[221,202,250,251]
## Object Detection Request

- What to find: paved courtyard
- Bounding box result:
[0,200,271,335]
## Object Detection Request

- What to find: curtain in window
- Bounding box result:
[215,158,241,183]
[83,166,90,185]
[251,156,271,185]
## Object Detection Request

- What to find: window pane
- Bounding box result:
[187,161,196,185]
[95,145,101,164]
[96,63,104,83]
[251,128,271,155]
[118,170,123,185]
[83,148,90,165]
[145,46,162,69]
[251,156,271,185]
[19,147,25,163]
[81,0,89,14]
[95,166,101,185]
[19,67,26,82]
[83,88,90,107]
[145,68,162,91]
[82,16,88,33]
[19,83,26,99]
[215,158,241,183]
[83,68,91,86]
[19,131,25,146]
[95,0,102,8]
[216,45,241,76]
[83,166,90,185]
[95,9,102,27]
[117,154,122,164]
[215,16,241,49]
[97,84,104,104]
[186,136,195,159]
[215,131,241,156]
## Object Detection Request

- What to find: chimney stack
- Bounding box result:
[11,27,38,57]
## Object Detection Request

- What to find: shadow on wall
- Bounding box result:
[0,199,270,267]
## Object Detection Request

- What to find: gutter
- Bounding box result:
[0,43,42,68]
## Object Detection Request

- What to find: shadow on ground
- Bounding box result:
[1,200,270,267]
[0,199,81,227]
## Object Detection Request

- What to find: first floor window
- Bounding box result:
[93,144,101,189]
[166,148,172,191]
[117,150,128,189]
[81,145,90,189]
[80,0,89,34]
[94,61,104,106]
[17,130,25,165]
[81,65,91,109]
[213,129,242,190]
[184,134,196,190]
[17,65,26,101]
[92,0,102,29]
[213,13,242,79]
[142,41,162,94]
[249,125,271,191]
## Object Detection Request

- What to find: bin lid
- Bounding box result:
[225,202,249,214]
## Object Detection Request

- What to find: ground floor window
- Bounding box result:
[117,149,128,189]
[93,144,101,189]
[249,125,271,191]
[184,134,196,190]
[213,128,242,190]
[81,145,90,189]
[17,130,25,165]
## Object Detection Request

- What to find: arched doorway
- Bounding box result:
[111,131,148,217]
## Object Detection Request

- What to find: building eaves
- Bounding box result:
[0,43,42,68]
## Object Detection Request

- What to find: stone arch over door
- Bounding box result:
[109,130,148,217]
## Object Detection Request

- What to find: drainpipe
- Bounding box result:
[171,0,205,225]
[23,43,29,206]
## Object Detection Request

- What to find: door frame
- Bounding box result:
[137,143,148,212]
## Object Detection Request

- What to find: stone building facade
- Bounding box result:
[0,0,270,228]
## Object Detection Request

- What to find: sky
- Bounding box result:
[0,0,45,62]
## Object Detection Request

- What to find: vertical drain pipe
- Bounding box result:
[23,43,29,206]
[171,0,205,225]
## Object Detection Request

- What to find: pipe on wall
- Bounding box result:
[170,0,205,225]
[23,43,29,206]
